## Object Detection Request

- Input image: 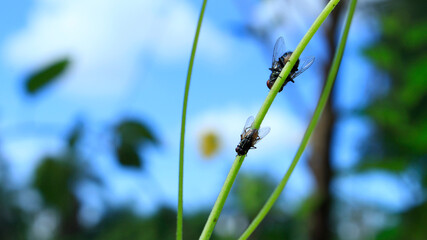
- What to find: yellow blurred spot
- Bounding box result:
[199,130,221,159]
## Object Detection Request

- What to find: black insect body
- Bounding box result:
[235,128,259,156]
[235,116,270,156]
[267,37,315,92]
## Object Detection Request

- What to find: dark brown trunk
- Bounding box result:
[307,1,343,239]
[59,195,81,238]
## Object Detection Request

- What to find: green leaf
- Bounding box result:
[234,174,275,218]
[355,157,409,173]
[403,22,427,48]
[116,143,142,168]
[116,120,158,146]
[25,58,70,94]
[114,119,157,168]
[364,44,398,71]
[67,122,84,148]
[294,194,322,220]
[400,56,427,106]
[377,202,427,240]
[33,157,74,213]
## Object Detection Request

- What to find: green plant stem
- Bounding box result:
[199,1,341,239]
[238,0,356,239]
[252,0,341,129]
[177,0,208,239]
[199,155,245,239]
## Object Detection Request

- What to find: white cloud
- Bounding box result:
[3,0,231,99]
[251,0,323,36]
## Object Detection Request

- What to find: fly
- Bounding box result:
[267,36,315,92]
[235,116,271,156]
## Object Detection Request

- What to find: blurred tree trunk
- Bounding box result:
[60,195,81,238]
[307,1,343,239]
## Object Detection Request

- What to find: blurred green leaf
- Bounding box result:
[95,207,177,240]
[354,157,409,173]
[116,143,141,168]
[360,0,427,237]
[376,226,400,240]
[67,122,83,148]
[33,157,74,213]
[376,202,427,240]
[116,120,158,145]
[364,44,398,71]
[234,174,275,218]
[403,22,427,48]
[114,119,158,168]
[25,58,70,94]
[400,56,427,106]
[294,195,321,220]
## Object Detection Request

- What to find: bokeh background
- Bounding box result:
[1,0,426,239]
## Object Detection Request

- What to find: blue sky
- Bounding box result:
[0,0,414,223]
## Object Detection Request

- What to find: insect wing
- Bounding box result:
[257,127,271,139]
[253,127,271,145]
[291,56,315,79]
[272,37,286,64]
[242,116,254,135]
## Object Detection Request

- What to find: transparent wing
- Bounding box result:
[253,126,271,145]
[272,37,286,64]
[291,56,315,79]
[257,127,271,139]
[242,116,254,134]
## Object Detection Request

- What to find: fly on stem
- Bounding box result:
[267,36,315,92]
[235,116,270,156]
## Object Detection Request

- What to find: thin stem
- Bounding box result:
[252,0,341,129]
[177,0,208,239]
[238,0,356,239]
[199,155,245,239]
[199,0,341,239]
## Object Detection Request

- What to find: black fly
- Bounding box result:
[235,116,271,156]
[267,37,315,92]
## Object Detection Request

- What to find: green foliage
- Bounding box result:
[232,174,303,239]
[116,144,141,167]
[93,208,210,240]
[67,122,83,148]
[116,120,157,144]
[114,119,158,168]
[294,195,322,220]
[182,211,209,239]
[234,174,275,218]
[357,0,427,238]
[31,124,105,238]
[360,0,427,171]
[25,58,69,94]
[94,208,176,240]
[0,161,27,240]
[33,157,75,213]
[376,202,427,240]
[355,157,409,173]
